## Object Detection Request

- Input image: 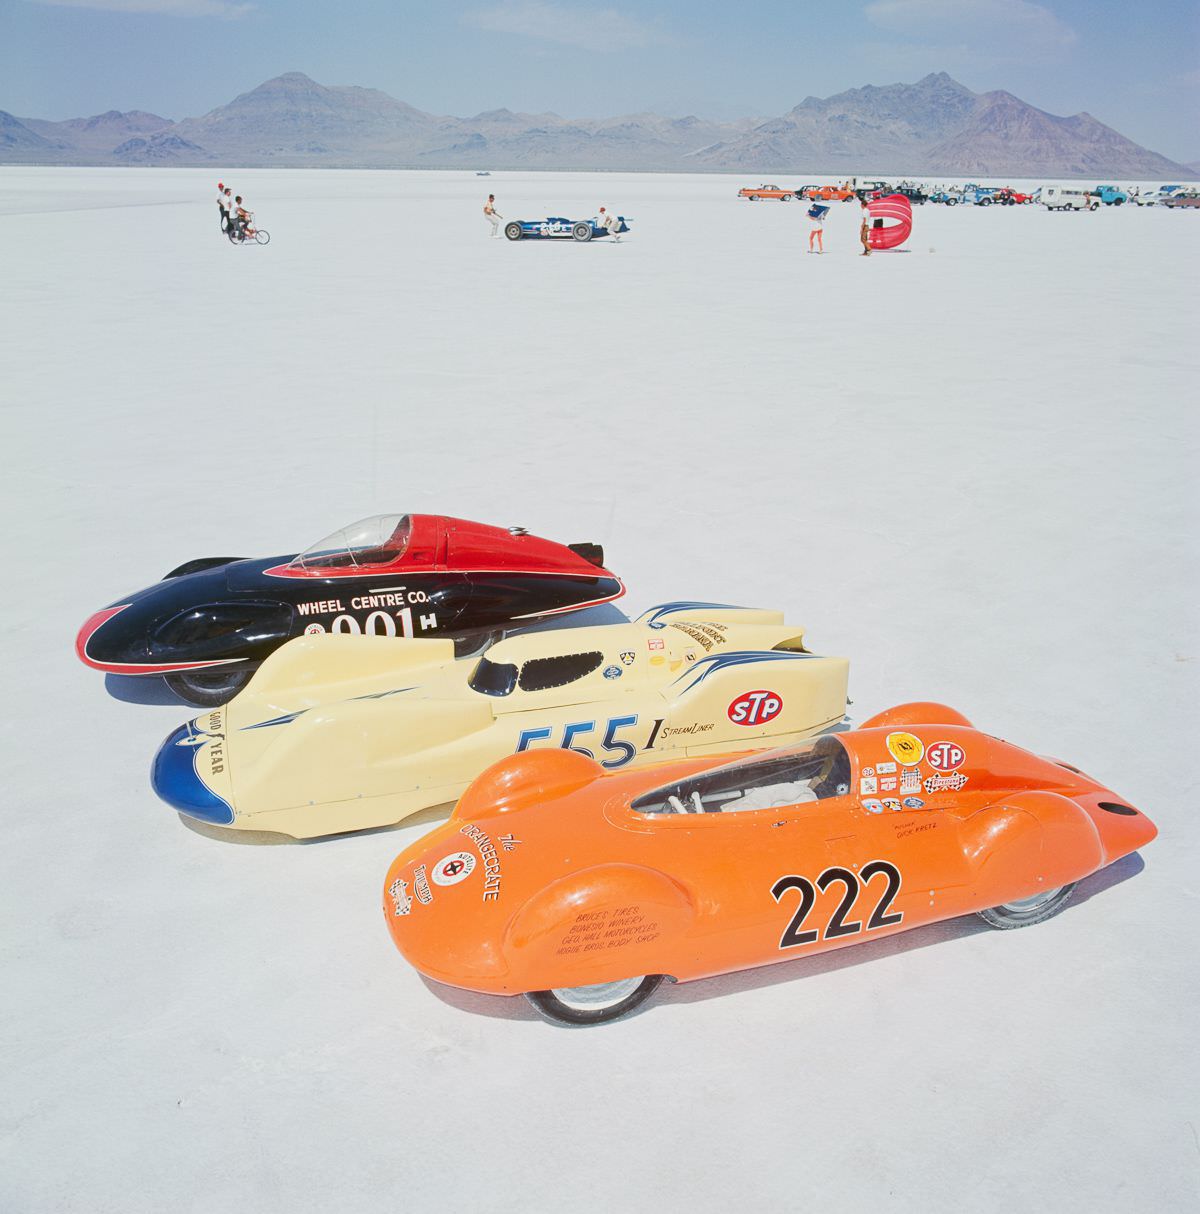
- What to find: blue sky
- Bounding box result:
[2,0,1197,158]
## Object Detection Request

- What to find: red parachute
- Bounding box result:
[867,194,913,250]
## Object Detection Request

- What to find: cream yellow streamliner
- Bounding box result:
[151,603,849,839]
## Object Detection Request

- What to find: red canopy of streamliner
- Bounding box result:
[867,194,913,250]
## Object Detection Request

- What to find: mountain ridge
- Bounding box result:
[1,71,1193,177]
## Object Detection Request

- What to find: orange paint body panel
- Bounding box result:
[382,712,1156,1005]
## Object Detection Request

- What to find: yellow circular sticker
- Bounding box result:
[886,732,925,765]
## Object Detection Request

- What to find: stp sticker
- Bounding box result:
[886,732,925,766]
[304,623,326,635]
[431,851,477,886]
[927,741,966,771]
[728,690,784,727]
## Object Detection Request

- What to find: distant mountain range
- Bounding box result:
[2,71,1193,178]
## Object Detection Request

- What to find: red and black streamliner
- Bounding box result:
[76,514,624,706]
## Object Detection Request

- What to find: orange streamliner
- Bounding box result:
[382,703,1156,1023]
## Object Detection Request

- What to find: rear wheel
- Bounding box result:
[946,197,958,206]
[526,975,664,1026]
[976,883,1075,929]
[572,222,593,242]
[166,667,253,707]
[504,222,523,241]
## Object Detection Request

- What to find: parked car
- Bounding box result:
[151,604,849,838]
[1162,190,1200,208]
[993,188,1035,205]
[382,701,1156,1024]
[1039,186,1100,211]
[798,184,856,202]
[929,189,963,206]
[1133,186,1182,206]
[504,215,629,241]
[1092,185,1130,205]
[737,185,798,202]
[961,184,1001,206]
[890,182,929,204]
[76,514,623,705]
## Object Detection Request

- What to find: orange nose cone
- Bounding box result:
[1092,798,1157,865]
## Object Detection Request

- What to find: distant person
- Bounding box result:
[598,206,622,242]
[859,202,872,257]
[217,182,229,231]
[231,195,249,240]
[483,194,501,238]
[807,204,825,254]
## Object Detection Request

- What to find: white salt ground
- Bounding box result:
[1,167,1197,1213]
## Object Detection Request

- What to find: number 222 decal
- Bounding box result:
[770,861,903,950]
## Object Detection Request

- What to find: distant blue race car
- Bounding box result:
[504,216,630,242]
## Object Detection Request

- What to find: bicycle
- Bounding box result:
[226,211,270,246]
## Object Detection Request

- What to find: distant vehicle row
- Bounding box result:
[737,180,1198,210]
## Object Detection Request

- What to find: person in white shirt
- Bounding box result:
[231,195,251,240]
[598,206,622,242]
[217,182,230,230]
[483,194,501,237]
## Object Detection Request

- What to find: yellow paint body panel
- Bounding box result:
[164,607,849,838]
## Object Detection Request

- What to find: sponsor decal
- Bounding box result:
[728,690,784,727]
[670,621,728,652]
[388,877,412,917]
[648,639,665,651]
[899,767,921,794]
[927,741,966,771]
[431,851,477,886]
[863,798,884,814]
[882,798,902,812]
[886,732,925,766]
[304,622,325,635]
[662,721,715,739]
[880,778,897,791]
[924,772,969,793]
[620,651,635,666]
[877,761,897,774]
[862,766,875,778]
[684,648,699,662]
[412,864,433,906]
[860,776,878,794]
[902,797,926,810]
[460,824,503,901]
[603,664,623,680]
[555,906,661,957]
[296,599,346,617]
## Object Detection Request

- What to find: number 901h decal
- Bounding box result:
[770,861,903,949]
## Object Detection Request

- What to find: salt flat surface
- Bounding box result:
[1,167,1198,1213]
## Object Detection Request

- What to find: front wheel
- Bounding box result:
[976,883,1075,929]
[572,222,593,242]
[946,197,958,206]
[166,667,253,707]
[254,229,270,245]
[504,222,523,241]
[525,975,664,1026]
[748,194,760,202]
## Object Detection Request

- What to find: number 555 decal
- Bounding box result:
[516,715,664,770]
[770,861,903,950]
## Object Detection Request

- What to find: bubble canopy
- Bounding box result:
[288,514,413,571]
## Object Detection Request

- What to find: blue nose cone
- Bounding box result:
[152,723,235,825]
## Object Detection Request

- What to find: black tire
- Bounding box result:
[749,194,760,201]
[254,229,270,245]
[1090,203,1099,211]
[778,194,791,202]
[946,197,958,206]
[226,226,240,244]
[976,883,1075,930]
[504,222,523,241]
[525,975,664,1026]
[1113,198,1124,206]
[166,667,253,707]
[979,197,992,207]
[572,222,593,242]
